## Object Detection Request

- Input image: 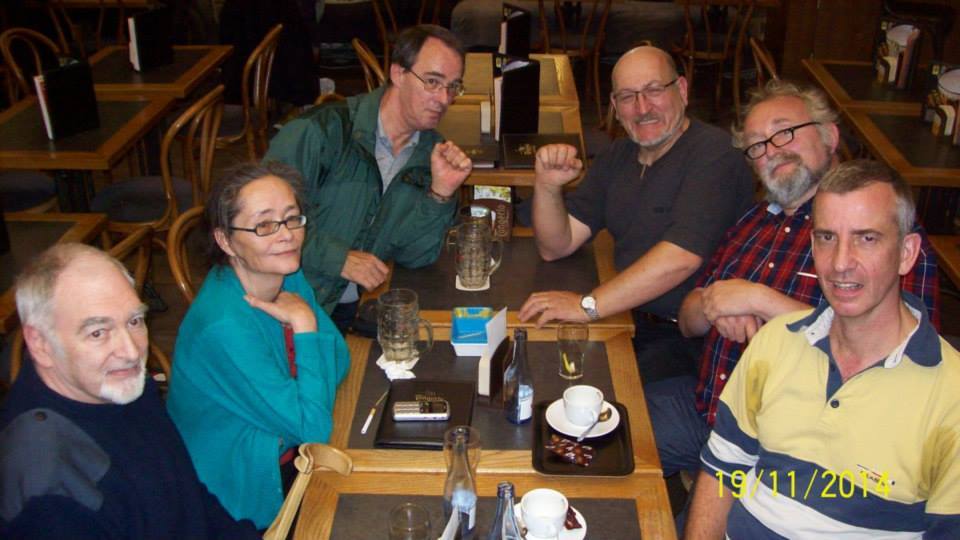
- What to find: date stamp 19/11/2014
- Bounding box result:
[716,468,893,500]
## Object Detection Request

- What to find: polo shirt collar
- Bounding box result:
[786,291,941,368]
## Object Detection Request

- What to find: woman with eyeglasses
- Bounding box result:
[167,162,349,529]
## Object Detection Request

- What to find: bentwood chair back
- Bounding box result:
[538,0,613,122]
[352,38,386,92]
[166,206,205,304]
[216,24,282,162]
[263,443,353,540]
[371,0,444,72]
[749,36,778,88]
[91,84,224,247]
[0,27,62,101]
[9,225,172,383]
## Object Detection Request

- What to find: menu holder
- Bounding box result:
[499,3,531,58]
[374,380,476,450]
[460,137,501,169]
[873,17,921,90]
[128,8,174,72]
[532,401,635,477]
[32,59,100,140]
[922,62,960,143]
[493,54,540,139]
[501,133,582,169]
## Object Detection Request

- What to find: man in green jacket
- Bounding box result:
[264,25,472,328]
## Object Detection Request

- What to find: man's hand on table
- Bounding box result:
[534,143,583,190]
[341,250,389,290]
[519,290,590,328]
[429,141,473,198]
[245,292,318,333]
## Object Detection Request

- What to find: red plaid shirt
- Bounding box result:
[694,200,941,425]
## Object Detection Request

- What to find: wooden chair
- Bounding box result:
[0,27,62,101]
[674,0,756,118]
[352,38,386,92]
[749,36,778,88]
[9,225,172,384]
[538,0,613,122]
[262,443,353,540]
[91,85,223,249]
[166,206,205,304]
[216,24,282,162]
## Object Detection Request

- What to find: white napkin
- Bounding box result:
[455,275,490,291]
[376,353,419,380]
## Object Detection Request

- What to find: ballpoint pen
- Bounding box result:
[360,388,390,435]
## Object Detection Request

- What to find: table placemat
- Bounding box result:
[389,236,597,311]
[868,113,960,168]
[348,340,613,450]
[92,48,208,84]
[0,221,73,291]
[328,494,640,539]
[824,62,926,103]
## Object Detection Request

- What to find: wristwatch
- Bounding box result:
[580,294,600,321]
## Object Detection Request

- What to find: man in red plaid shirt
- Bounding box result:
[646,80,941,480]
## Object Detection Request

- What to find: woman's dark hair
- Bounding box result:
[205,161,305,267]
[390,24,465,71]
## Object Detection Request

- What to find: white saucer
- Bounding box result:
[514,503,586,540]
[545,399,620,439]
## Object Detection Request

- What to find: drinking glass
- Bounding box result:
[388,502,432,540]
[557,322,589,379]
[377,289,433,364]
[451,221,502,289]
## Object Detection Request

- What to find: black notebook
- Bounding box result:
[501,133,582,169]
[128,8,173,71]
[32,59,100,140]
[374,379,475,450]
[461,137,500,169]
[494,54,540,138]
[499,3,531,58]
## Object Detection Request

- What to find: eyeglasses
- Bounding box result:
[611,78,679,106]
[743,121,821,160]
[406,69,464,97]
[229,215,307,237]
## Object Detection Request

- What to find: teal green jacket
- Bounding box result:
[167,266,349,528]
[264,86,458,312]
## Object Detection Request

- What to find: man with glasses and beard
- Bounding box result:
[646,80,940,484]
[519,46,754,383]
[265,25,472,331]
[0,244,258,539]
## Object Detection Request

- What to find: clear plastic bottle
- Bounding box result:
[443,429,477,539]
[504,328,533,424]
[486,482,522,540]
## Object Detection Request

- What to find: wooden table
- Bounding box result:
[802,58,926,114]
[89,45,233,99]
[460,53,579,107]
[363,228,634,339]
[295,471,676,539]
[844,108,960,189]
[0,94,174,211]
[437,104,584,187]
[930,235,960,288]
[0,212,107,334]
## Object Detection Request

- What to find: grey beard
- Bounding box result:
[762,155,821,207]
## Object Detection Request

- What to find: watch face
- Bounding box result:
[582,296,596,310]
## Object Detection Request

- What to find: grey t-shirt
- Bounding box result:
[566,118,753,318]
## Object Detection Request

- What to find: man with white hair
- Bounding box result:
[0,244,258,539]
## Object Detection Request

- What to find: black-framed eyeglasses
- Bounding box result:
[611,78,679,106]
[406,69,465,97]
[743,121,821,160]
[229,215,307,237]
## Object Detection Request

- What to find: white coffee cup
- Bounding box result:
[520,488,568,538]
[562,385,603,427]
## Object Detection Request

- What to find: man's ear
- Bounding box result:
[22,324,55,368]
[213,228,236,258]
[898,232,922,276]
[389,62,405,86]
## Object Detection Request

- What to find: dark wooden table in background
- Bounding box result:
[89,45,233,99]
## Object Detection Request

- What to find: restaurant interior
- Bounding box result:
[1,0,959,538]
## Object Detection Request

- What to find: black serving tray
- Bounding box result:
[532,400,634,476]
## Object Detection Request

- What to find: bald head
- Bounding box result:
[611,46,679,93]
